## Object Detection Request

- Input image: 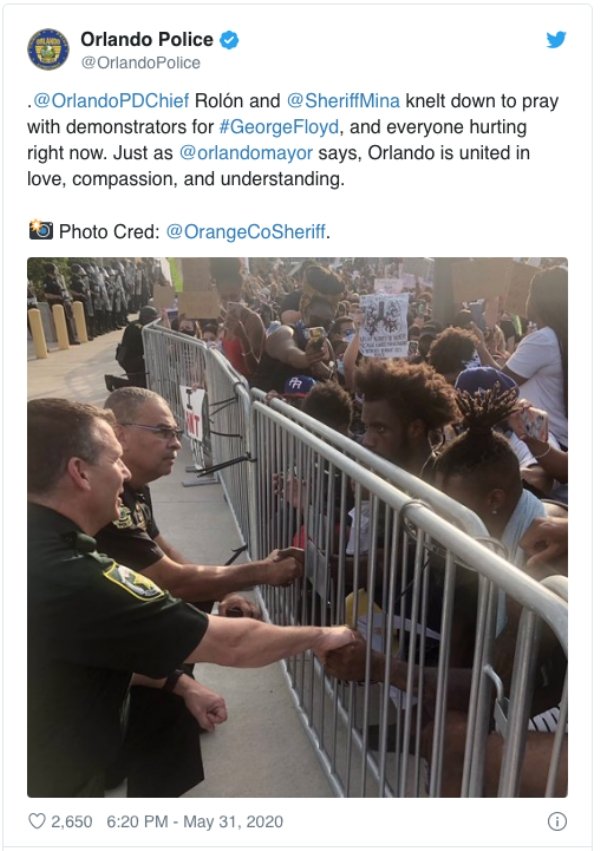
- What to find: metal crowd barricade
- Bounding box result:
[143,322,256,556]
[200,347,256,558]
[250,389,491,540]
[142,331,567,797]
[142,321,212,472]
[251,398,568,798]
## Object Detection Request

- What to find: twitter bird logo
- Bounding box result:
[547,31,566,48]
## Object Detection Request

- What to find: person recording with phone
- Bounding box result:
[470,266,568,450]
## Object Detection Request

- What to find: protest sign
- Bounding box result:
[359,293,409,358]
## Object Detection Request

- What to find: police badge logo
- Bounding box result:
[104,562,165,600]
[28,29,69,70]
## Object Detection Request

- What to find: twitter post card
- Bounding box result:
[2,1,594,850]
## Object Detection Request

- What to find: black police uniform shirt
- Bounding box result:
[95,482,214,614]
[95,482,164,571]
[27,503,208,797]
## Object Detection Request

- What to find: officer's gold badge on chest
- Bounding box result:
[113,502,147,531]
[104,562,165,600]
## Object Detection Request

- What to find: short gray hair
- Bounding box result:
[104,387,168,423]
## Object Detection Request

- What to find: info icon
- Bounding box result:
[30,220,54,240]
[28,29,69,69]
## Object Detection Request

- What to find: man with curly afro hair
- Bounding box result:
[428,327,480,384]
[355,359,459,477]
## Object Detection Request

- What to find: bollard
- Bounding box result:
[27,309,48,359]
[51,304,70,350]
[72,301,89,343]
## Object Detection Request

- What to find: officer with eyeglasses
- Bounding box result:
[94,386,306,797]
[97,388,304,608]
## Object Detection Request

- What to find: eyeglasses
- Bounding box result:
[120,423,184,441]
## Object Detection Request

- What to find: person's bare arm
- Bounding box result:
[131,673,227,731]
[224,306,265,371]
[217,592,262,619]
[522,441,567,483]
[324,634,474,714]
[501,364,527,385]
[469,322,502,369]
[154,533,187,565]
[342,331,361,392]
[265,325,325,371]
[506,408,568,483]
[141,547,304,601]
[519,516,568,567]
[186,615,354,667]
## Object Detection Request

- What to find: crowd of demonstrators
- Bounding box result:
[158,254,567,516]
[185,258,566,796]
[27,257,167,342]
[322,387,567,797]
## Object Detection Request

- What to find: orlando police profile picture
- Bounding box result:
[28,29,69,69]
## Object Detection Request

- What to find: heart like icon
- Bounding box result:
[28,813,46,829]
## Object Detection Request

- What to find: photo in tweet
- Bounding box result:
[27,256,567,804]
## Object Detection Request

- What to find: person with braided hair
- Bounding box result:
[433,384,549,565]
[433,385,567,741]
[455,366,566,500]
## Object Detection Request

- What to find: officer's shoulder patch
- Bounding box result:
[103,562,165,600]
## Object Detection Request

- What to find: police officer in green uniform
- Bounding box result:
[27,398,354,797]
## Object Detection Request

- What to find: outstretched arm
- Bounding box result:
[187,616,354,668]
[142,546,304,601]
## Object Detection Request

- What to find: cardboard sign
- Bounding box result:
[178,289,221,319]
[179,258,212,291]
[451,258,539,317]
[179,386,206,442]
[451,258,514,303]
[152,285,176,310]
[402,257,435,281]
[359,293,409,358]
[503,261,537,317]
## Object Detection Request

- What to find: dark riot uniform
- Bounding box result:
[28,503,208,798]
[95,483,213,797]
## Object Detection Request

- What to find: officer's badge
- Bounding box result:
[28,29,69,70]
[114,503,134,530]
[104,562,165,600]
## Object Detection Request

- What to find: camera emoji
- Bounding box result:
[30,220,54,240]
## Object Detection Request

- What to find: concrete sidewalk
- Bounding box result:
[28,334,334,798]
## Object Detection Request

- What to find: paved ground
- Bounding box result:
[28,329,334,798]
